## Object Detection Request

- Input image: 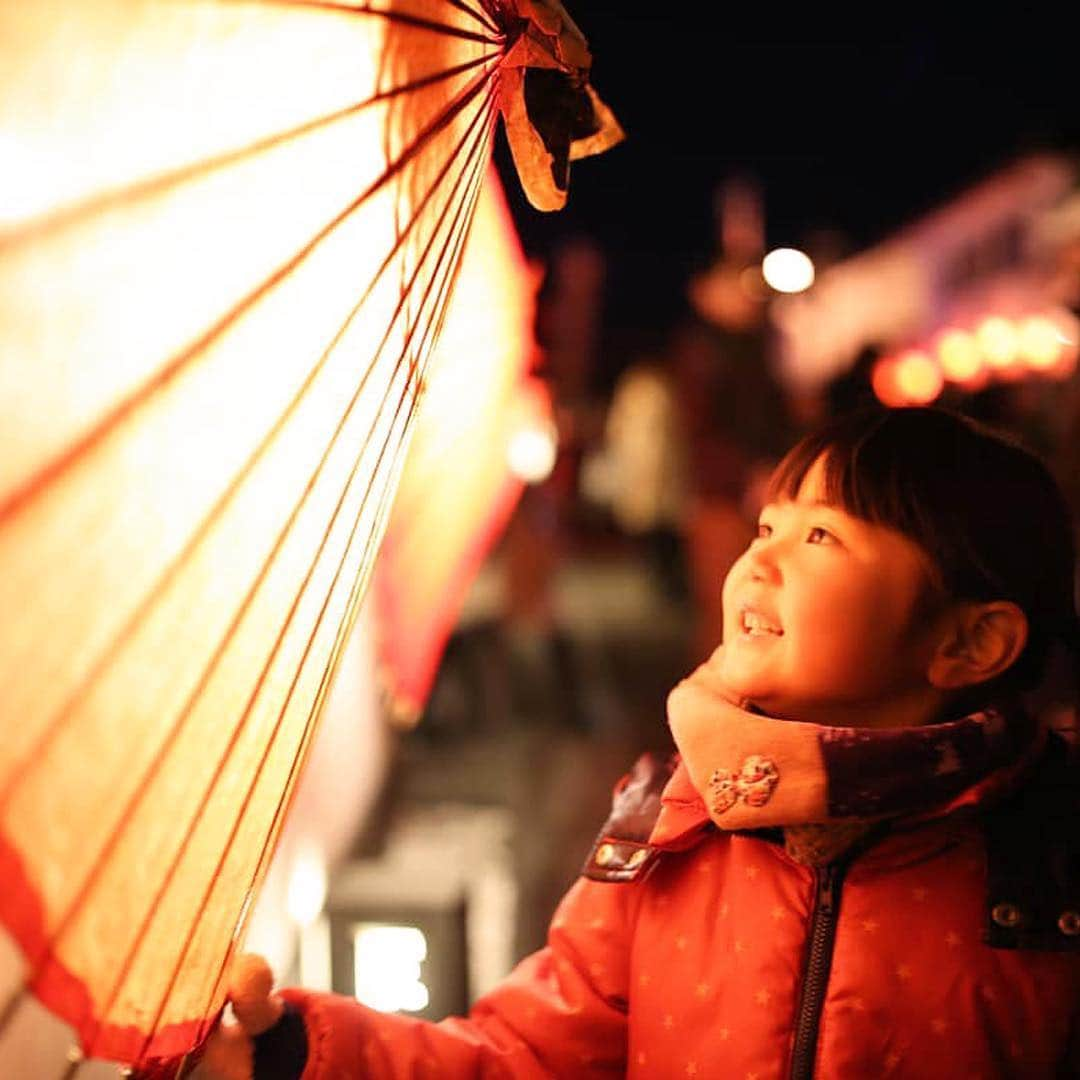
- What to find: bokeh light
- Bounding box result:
[976,316,1020,370]
[507,419,557,484]
[762,248,815,294]
[871,356,905,407]
[894,350,944,404]
[1017,315,1062,371]
[936,328,982,383]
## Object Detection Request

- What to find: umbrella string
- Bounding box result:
[180,99,496,1063]
[0,47,502,532]
[445,0,502,36]
[0,51,498,258]
[106,92,494,1067]
[244,1,506,48]
[0,64,496,1069]
[0,50,503,828]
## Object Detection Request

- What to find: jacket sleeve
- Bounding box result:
[277,871,639,1080]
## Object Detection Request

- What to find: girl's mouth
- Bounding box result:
[740,608,783,636]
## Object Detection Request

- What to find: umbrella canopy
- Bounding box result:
[0,0,619,1070]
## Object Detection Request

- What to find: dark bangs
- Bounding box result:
[767,407,1078,692]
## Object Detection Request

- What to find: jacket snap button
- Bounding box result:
[991,902,1023,928]
[1058,911,1080,937]
[595,843,615,867]
[626,848,647,870]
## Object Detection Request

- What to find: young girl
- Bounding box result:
[189,406,1080,1079]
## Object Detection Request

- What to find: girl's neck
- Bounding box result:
[748,686,950,730]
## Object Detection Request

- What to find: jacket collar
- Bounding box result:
[650,654,1045,853]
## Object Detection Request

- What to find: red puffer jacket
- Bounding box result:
[275,732,1080,1079]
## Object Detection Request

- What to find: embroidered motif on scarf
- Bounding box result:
[707,755,779,817]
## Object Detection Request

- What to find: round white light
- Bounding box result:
[507,422,557,484]
[762,248,815,294]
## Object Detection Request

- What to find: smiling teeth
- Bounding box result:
[742,611,781,635]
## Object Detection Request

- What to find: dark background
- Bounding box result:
[493,23,1080,359]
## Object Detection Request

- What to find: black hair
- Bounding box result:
[767,407,1079,697]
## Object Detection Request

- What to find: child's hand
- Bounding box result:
[189,954,284,1080]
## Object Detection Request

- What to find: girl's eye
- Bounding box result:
[756,522,772,539]
[806,526,834,544]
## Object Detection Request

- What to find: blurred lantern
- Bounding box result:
[870,356,905,408]
[894,350,944,405]
[1017,314,1063,371]
[374,169,545,724]
[936,328,984,385]
[762,247,815,294]
[976,316,1021,371]
[0,0,619,1072]
[872,351,944,407]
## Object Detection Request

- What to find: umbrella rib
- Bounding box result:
[0,66,498,818]
[246,0,505,46]
[194,115,493,1040]
[445,0,503,36]
[0,54,500,528]
[0,50,500,254]
[132,114,493,1065]
[80,97,493,1062]
[185,124,494,1055]
[11,91,492,1007]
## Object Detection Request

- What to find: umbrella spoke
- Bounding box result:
[75,92,495,1061]
[0,63,500,820]
[0,55,499,528]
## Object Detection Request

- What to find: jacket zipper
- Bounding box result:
[788,862,846,1080]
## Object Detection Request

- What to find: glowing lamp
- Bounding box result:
[353,925,430,1014]
[870,357,906,408]
[976,316,1020,370]
[936,329,982,383]
[762,248,815,294]
[894,350,944,405]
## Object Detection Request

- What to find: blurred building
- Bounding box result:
[770,154,1080,410]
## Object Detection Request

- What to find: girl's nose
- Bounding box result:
[746,538,781,584]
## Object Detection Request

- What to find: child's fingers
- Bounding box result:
[228,953,284,1037]
[188,1021,253,1080]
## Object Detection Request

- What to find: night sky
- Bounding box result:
[492,21,1080,372]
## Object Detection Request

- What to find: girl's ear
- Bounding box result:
[927,602,1029,691]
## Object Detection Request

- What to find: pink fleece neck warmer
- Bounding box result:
[667,651,1040,835]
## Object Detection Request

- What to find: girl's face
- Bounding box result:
[719,456,947,729]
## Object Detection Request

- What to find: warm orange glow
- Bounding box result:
[871,356,906,408]
[976,316,1020,370]
[0,0,503,1065]
[893,350,944,405]
[936,329,982,383]
[1017,315,1062,371]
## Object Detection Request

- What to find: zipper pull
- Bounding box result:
[817,865,837,917]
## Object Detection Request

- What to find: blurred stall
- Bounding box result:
[771,154,1080,437]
